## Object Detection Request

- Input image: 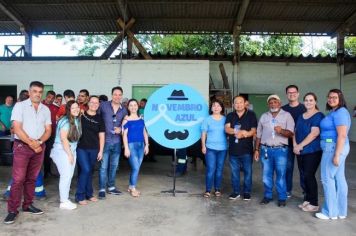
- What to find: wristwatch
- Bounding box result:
[37,139,43,145]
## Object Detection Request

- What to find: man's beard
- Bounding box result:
[270,108,280,113]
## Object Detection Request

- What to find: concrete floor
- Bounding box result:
[1,143,356,236]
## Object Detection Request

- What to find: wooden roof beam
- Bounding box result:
[232,0,250,64]
[117,0,131,22]
[0,0,31,33]
[332,10,356,37]
[235,0,250,28]
[100,18,135,59]
[117,18,152,59]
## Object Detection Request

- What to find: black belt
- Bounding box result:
[261,144,288,149]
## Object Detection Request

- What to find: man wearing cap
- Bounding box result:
[282,85,306,198]
[254,94,294,207]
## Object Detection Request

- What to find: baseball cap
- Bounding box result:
[267,94,281,103]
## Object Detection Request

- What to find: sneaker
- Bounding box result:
[339,216,347,219]
[229,193,240,200]
[260,198,272,205]
[98,191,106,199]
[243,193,251,201]
[315,212,337,220]
[23,205,44,215]
[298,201,310,209]
[60,201,77,210]
[302,204,319,212]
[4,212,17,225]
[287,192,292,198]
[108,189,122,195]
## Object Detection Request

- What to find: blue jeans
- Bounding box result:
[128,142,144,188]
[320,140,349,218]
[229,154,252,194]
[260,146,288,200]
[76,148,98,201]
[99,142,121,192]
[205,148,227,192]
[4,172,46,198]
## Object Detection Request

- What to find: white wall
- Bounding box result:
[210,61,339,107]
[0,60,210,101]
[210,61,356,141]
[343,73,356,142]
[1,59,355,141]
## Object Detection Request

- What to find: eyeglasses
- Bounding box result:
[327,96,338,100]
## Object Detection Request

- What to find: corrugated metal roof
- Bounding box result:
[0,0,356,35]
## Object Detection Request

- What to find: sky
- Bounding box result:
[0,35,336,57]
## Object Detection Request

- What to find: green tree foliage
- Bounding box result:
[137,34,234,54]
[317,41,337,57]
[261,36,303,56]
[317,36,356,57]
[345,37,356,56]
[56,35,116,56]
[57,34,303,57]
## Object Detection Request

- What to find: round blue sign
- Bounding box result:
[144,84,208,149]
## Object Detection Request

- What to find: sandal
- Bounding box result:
[78,200,88,205]
[215,191,222,197]
[130,188,140,197]
[203,192,211,198]
[88,197,98,202]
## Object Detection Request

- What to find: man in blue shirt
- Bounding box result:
[98,86,127,199]
[282,85,306,198]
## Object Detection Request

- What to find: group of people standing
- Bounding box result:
[3,81,149,224]
[201,85,351,220]
[1,81,351,225]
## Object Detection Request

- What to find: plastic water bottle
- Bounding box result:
[234,124,241,143]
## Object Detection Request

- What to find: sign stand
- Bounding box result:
[161,149,187,196]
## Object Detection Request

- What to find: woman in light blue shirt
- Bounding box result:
[201,99,227,198]
[316,89,351,220]
[51,100,81,210]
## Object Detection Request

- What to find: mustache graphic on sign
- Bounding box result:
[164,129,189,140]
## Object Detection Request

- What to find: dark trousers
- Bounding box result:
[298,151,322,206]
[75,148,98,201]
[8,141,45,213]
[44,135,55,176]
[176,149,187,174]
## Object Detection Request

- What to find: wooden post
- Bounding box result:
[219,63,230,89]
[117,18,152,59]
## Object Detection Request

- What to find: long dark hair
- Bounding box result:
[326,89,347,111]
[65,100,81,142]
[303,92,319,110]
